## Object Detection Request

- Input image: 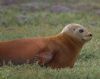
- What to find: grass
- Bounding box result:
[0,1,100,79]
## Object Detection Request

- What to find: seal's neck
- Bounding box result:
[56,33,84,52]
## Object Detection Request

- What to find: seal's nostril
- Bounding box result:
[89,34,92,36]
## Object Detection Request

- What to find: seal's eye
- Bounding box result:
[79,29,84,33]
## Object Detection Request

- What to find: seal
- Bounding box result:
[0,23,92,68]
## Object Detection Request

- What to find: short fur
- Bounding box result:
[0,23,92,68]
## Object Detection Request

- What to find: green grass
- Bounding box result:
[0,1,100,79]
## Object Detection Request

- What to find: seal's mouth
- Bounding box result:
[82,34,92,41]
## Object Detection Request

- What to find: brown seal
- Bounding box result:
[0,23,92,68]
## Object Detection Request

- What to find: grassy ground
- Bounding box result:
[0,0,100,79]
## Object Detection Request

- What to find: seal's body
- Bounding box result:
[0,24,92,68]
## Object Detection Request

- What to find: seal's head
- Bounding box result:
[61,23,92,42]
